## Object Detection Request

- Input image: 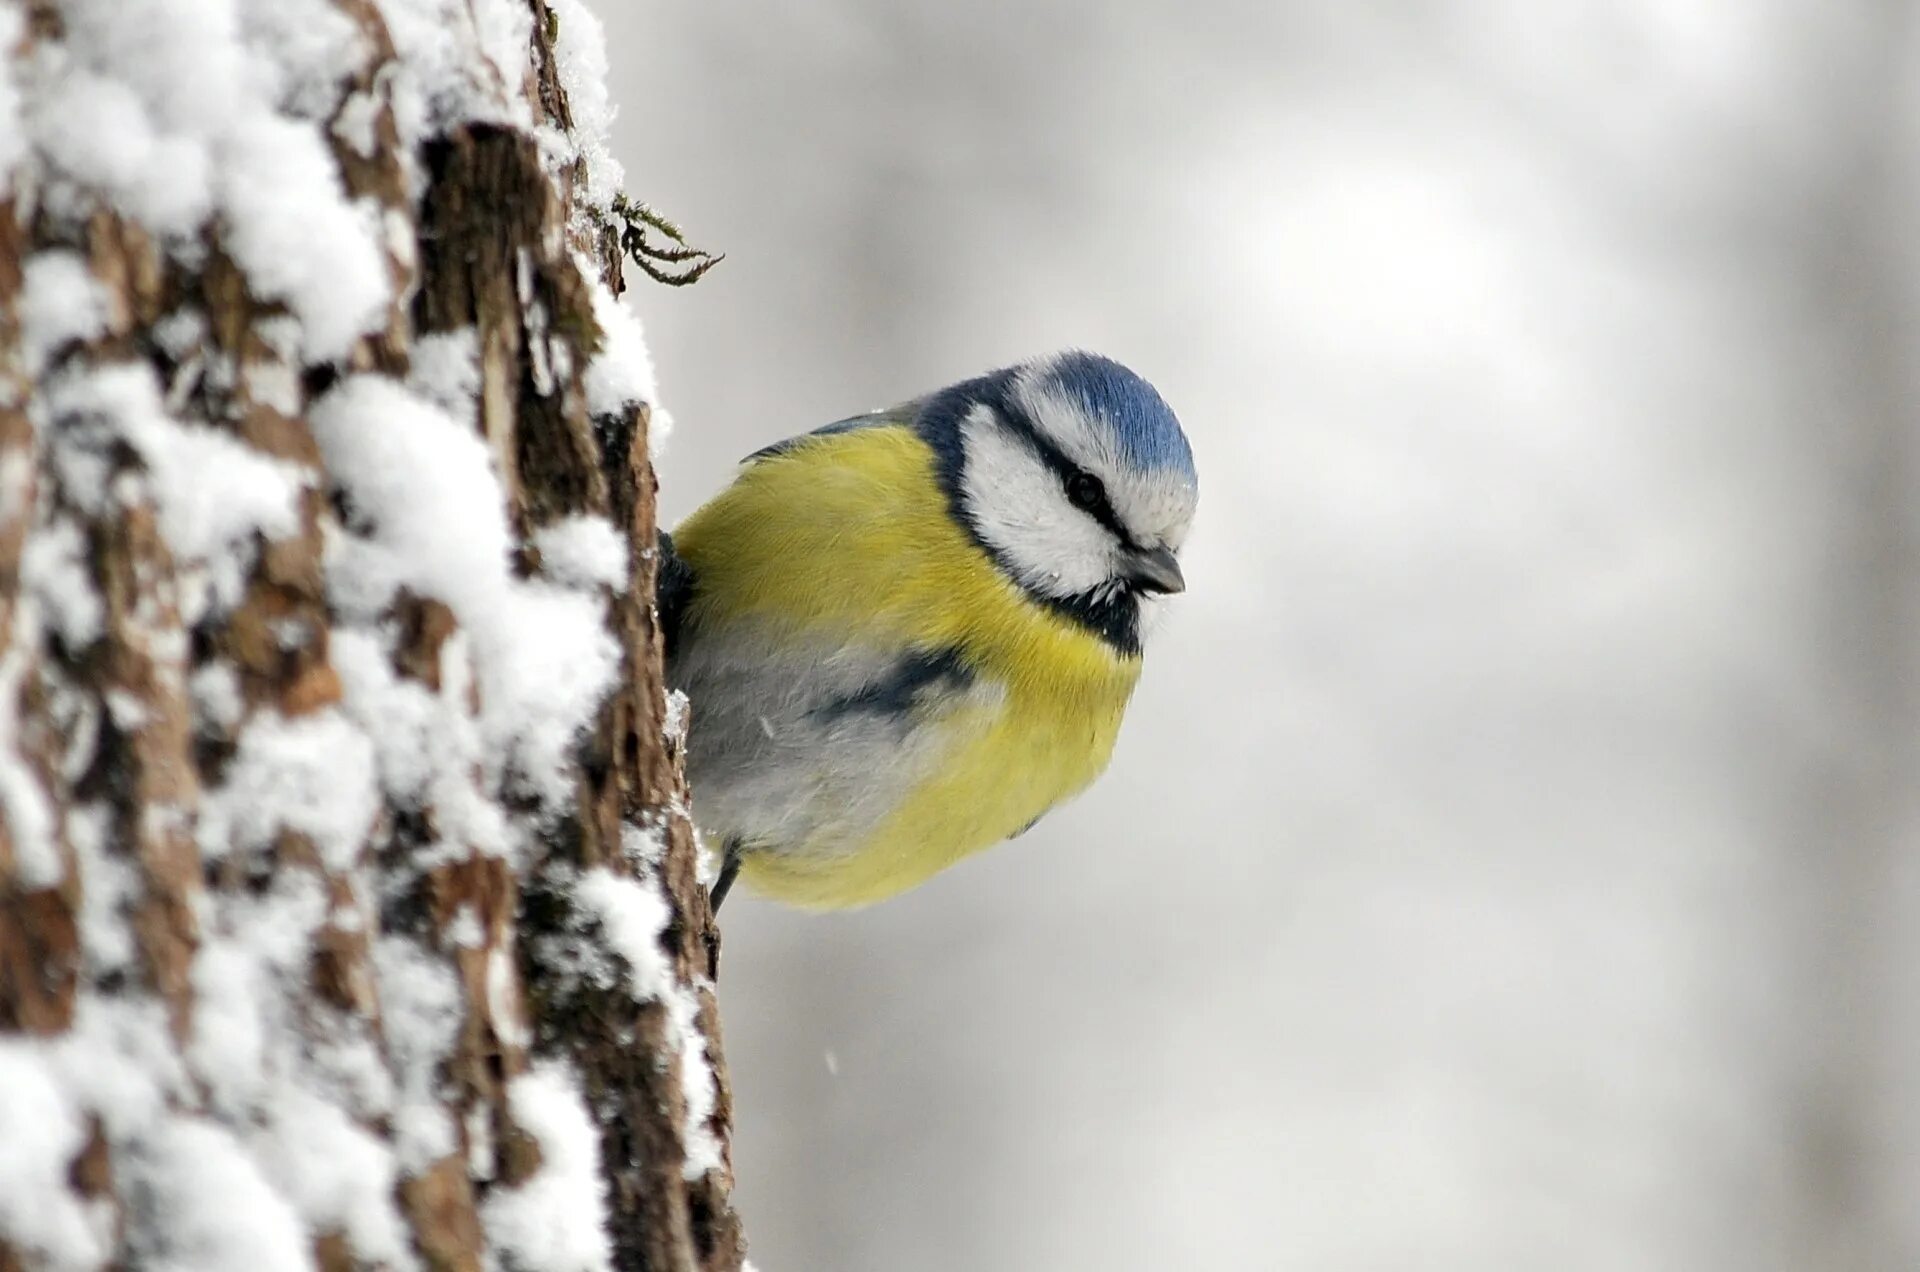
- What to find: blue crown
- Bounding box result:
[1036,351,1195,480]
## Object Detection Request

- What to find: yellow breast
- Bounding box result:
[672,424,1142,908]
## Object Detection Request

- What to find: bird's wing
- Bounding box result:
[739,402,918,465]
[664,406,917,660]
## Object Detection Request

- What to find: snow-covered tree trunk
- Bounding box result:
[0,2,743,1269]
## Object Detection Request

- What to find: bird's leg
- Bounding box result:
[709,841,743,914]
[704,842,742,980]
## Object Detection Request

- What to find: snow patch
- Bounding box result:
[25,0,388,359]
[27,62,215,234]
[0,1043,110,1268]
[540,0,623,212]
[52,997,188,1142]
[482,1064,614,1272]
[662,691,689,748]
[197,709,379,872]
[622,818,668,869]
[407,328,481,417]
[378,0,534,171]
[189,662,245,734]
[570,867,723,1179]
[237,0,368,121]
[0,628,58,890]
[534,514,628,592]
[23,518,106,650]
[42,362,306,617]
[20,251,112,377]
[370,936,464,1174]
[312,375,619,812]
[187,876,330,1115]
[255,1086,417,1271]
[219,113,389,359]
[70,803,137,974]
[331,627,509,859]
[580,265,665,443]
[0,7,25,191]
[133,1116,311,1272]
[333,90,381,157]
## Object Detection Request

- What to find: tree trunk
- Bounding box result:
[0,1,743,1268]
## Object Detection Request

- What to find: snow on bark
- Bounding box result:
[0,1,741,1269]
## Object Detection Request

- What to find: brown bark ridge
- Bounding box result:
[0,2,741,1270]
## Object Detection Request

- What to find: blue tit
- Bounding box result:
[661,351,1197,911]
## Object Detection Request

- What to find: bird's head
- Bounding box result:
[916,351,1198,653]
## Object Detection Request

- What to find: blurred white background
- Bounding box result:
[596,4,1919,1269]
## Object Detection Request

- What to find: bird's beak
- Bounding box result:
[1125,545,1185,595]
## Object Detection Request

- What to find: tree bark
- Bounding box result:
[0,2,742,1269]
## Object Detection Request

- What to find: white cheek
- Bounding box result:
[959,409,1114,598]
[1012,377,1198,552]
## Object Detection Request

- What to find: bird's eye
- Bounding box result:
[1065,471,1105,512]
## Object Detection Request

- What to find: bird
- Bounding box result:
[659,351,1197,912]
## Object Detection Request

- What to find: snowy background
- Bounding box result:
[598,4,1918,1269]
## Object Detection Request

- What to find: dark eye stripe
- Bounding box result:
[992,407,1138,548]
[917,386,1146,655]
